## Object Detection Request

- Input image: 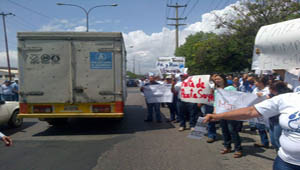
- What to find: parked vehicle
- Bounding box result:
[127,79,138,87]
[17,32,127,125]
[0,98,22,128]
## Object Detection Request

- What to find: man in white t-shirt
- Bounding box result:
[203,92,300,169]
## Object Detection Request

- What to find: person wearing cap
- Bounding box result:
[141,75,162,123]
[1,80,13,101]
[0,132,12,146]
[11,78,19,101]
[172,73,197,131]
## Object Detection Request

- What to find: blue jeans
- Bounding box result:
[178,100,197,128]
[269,117,282,150]
[203,105,216,139]
[273,156,300,170]
[3,94,13,101]
[167,102,177,120]
[220,120,242,151]
[256,123,269,146]
[167,95,178,121]
[146,103,161,121]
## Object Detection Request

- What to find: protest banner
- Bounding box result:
[215,89,268,125]
[143,84,173,103]
[187,117,207,140]
[156,56,185,74]
[180,75,214,104]
[252,18,300,70]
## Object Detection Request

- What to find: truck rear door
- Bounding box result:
[19,40,72,103]
[72,41,115,103]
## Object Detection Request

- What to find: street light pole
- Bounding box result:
[0,12,15,82]
[56,3,118,32]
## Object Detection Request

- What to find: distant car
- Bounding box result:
[0,99,22,128]
[127,79,138,87]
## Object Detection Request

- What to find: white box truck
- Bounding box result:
[17,32,127,125]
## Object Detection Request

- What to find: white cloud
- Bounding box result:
[3,1,243,74]
[125,2,243,74]
[0,51,18,68]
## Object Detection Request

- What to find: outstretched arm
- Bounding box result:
[0,132,12,146]
[204,106,261,123]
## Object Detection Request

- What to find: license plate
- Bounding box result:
[64,105,79,111]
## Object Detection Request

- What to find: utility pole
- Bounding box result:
[133,56,135,74]
[0,12,15,82]
[167,3,187,49]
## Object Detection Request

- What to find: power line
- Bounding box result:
[9,16,38,30]
[7,18,33,31]
[0,12,15,81]
[184,0,200,18]
[165,0,171,25]
[167,3,187,49]
[180,0,192,18]
[7,0,53,20]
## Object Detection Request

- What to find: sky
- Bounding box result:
[0,0,244,74]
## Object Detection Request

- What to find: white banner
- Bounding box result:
[156,56,185,74]
[143,84,173,103]
[215,89,268,125]
[252,18,300,70]
[187,117,207,140]
[180,75,214,104]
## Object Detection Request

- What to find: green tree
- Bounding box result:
[175,32,217,74]
[176,0,300,74]
[126,71,138,79]
[214,0,300,70]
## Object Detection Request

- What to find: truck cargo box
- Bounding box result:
[17,32,127,120]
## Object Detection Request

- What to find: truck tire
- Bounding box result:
[45,118,68,126]
[8,110,23,128]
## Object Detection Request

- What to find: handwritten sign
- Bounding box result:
[252,18,300,70]
[156,56,185,74]
[215,89,269,125]
[143,84,173,103]
[215,89,266,113]
[180,75,214,104]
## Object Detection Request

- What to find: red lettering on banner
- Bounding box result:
[196,78,205,89]
[190,88,194,97]
[218,100,234,110]
[181,89,190,98]
[180,76,214,102]
[187,77,195,88]
[208,94,214,102]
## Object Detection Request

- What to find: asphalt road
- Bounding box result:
[0,87,276,170]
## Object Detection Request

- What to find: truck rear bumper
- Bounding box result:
[17,113,124,118]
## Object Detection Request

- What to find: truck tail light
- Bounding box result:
[20,103,28,113]
[92,105,111,113]
[115,101,124,113]
[33,105,53,113]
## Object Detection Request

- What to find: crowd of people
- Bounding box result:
[139,71,300,170]
[0,79,19,102]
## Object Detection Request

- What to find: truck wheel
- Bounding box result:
[8,110,23,128]
[45,118,68,126]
